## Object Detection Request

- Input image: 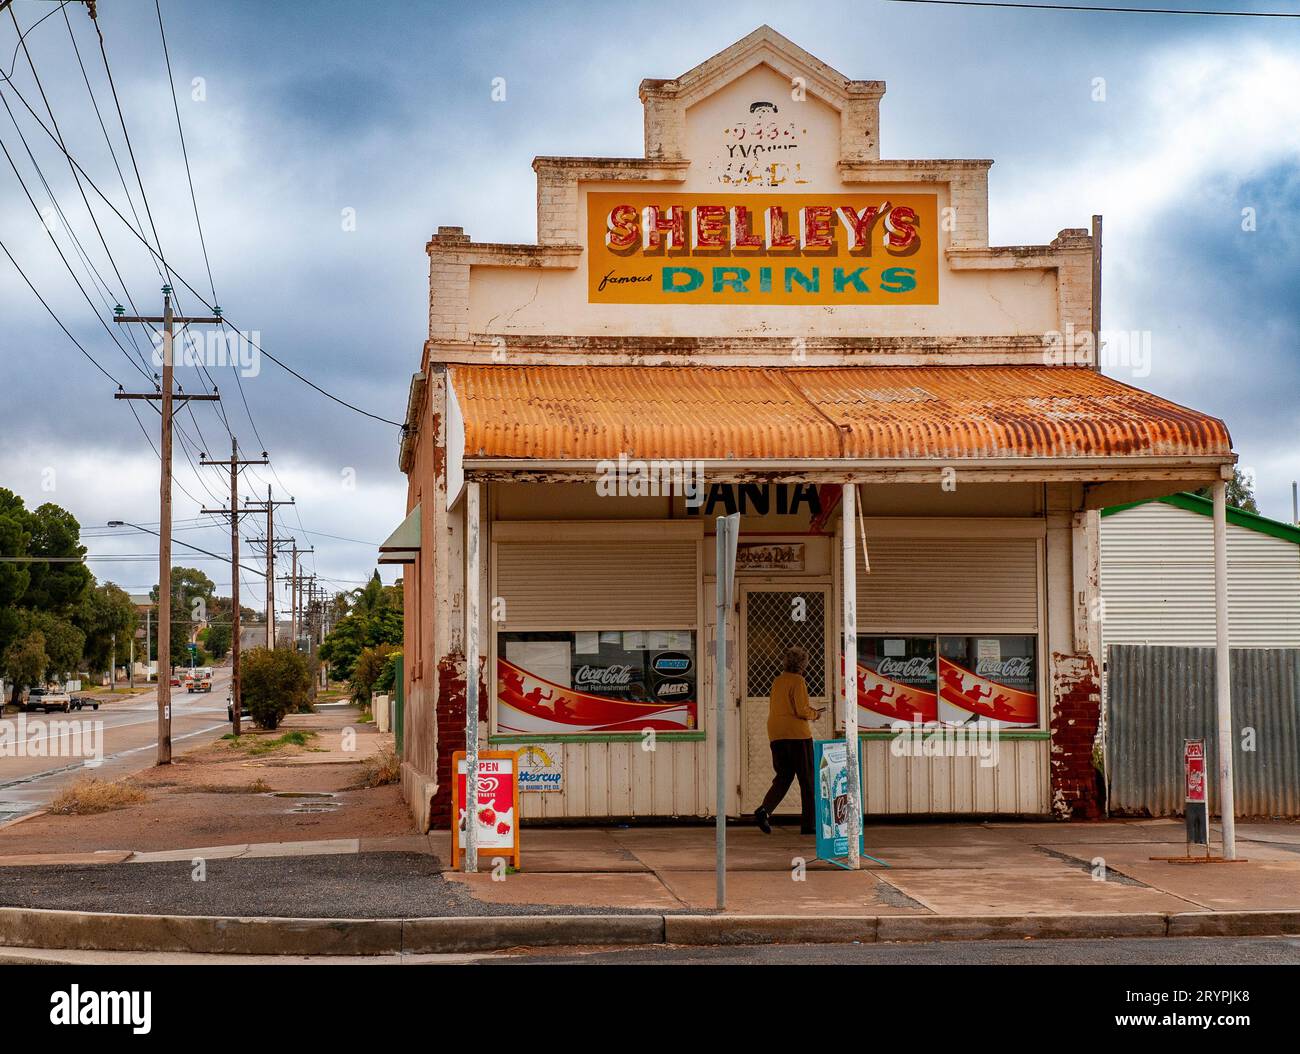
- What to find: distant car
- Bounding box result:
[170,674,182,687]
[23,688,71,714]
[187,667,214,693]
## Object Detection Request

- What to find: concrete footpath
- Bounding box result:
[0,819,1297,956]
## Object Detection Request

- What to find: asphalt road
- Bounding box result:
[0,665,235,823]
[497,936,1300,965]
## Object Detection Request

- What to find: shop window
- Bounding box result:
[496,630,697,735]
[848,635,1039,729]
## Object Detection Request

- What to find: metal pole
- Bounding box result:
[842,484,861,869]
[1292,481,1298,526]
[230,438,242,735]
[1212,480,1237,860]
[110,632,116,692]
[157,290,173,764]
[464,481,481,873]
[715,526,727,910]
[129,637,134,690]
[715,512,738,910]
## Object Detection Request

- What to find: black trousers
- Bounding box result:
[760,738,815,832]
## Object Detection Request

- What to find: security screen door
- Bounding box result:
[739,585,832,813]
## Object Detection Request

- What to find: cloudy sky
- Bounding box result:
[1,0,1297,609]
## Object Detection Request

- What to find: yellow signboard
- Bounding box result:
[586,192,939,306]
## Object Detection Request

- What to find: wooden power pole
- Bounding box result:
[200,438,268,735]
[243,489,293,647]
[113,286,220,765]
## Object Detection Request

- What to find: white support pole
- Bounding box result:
[715,512,739,911]
[1212,481,1237,860]
[841,484,861,869]
[464,481,481,874]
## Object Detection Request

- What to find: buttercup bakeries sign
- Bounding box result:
[588,192,939,305]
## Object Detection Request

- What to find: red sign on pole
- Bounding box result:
[1184,739,1207,803]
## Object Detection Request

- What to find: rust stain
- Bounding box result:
[446,364,1232,463]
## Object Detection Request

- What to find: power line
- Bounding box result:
[0,88,152,382]
[153,0,214,302]
[7,3,157,379]
[1,44,404,428]
[883,1,1300,15]
[0,236,121,385]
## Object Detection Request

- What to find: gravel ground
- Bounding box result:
[0,852,694,918]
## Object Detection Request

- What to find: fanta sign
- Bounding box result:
[587,192,939,305]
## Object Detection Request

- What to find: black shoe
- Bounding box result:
[754,807,772,834]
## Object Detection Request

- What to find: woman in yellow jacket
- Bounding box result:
[755,646,823,835]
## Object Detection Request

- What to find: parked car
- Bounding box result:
[170,673,182,687]
[23,688,71,713]
[226,690,251,722]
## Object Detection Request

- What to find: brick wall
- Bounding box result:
[429,653,488,827]
[1050,651,1103,820]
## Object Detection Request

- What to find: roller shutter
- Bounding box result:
[495,534,699,629]
[856,537,1039,633]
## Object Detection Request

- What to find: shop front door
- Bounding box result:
[739,584,833,814]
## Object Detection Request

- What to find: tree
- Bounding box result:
[0,492,91,704]
[3,630,48,701]
[320,605,401,684]
[351,643,397,702]
[374,649,401,696]
[240,646,311,730]
[21,502,91,612]
[149,566,216,667]
[77,582,138,676]
[1196,468,1259,514]
[20,610,85,682]
[203,621,232,660]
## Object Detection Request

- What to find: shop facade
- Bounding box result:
[388,27,1235,830]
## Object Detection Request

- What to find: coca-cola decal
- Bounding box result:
[855,637,938,728]
[938,636,1038,727]
[575,664,634,689]
[496,629,698,735]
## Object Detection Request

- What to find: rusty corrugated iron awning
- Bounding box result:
[447,365,1231,462]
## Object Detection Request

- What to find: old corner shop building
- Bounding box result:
[386,27,1234,831]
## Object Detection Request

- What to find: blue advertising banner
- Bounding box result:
[814,738,888,870]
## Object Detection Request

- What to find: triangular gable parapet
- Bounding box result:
[638,25,885,162]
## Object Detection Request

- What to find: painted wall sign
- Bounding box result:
[736,541,805,572]
[517,743,563,793]
[707,101,809,188]
[683,482,842,531]
[587,192,939,306]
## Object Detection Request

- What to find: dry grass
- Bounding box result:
[48,778,147,815]
[172,779,273,795]
[356,745,401,789]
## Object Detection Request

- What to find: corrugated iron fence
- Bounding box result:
[1107,644,1300,817]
